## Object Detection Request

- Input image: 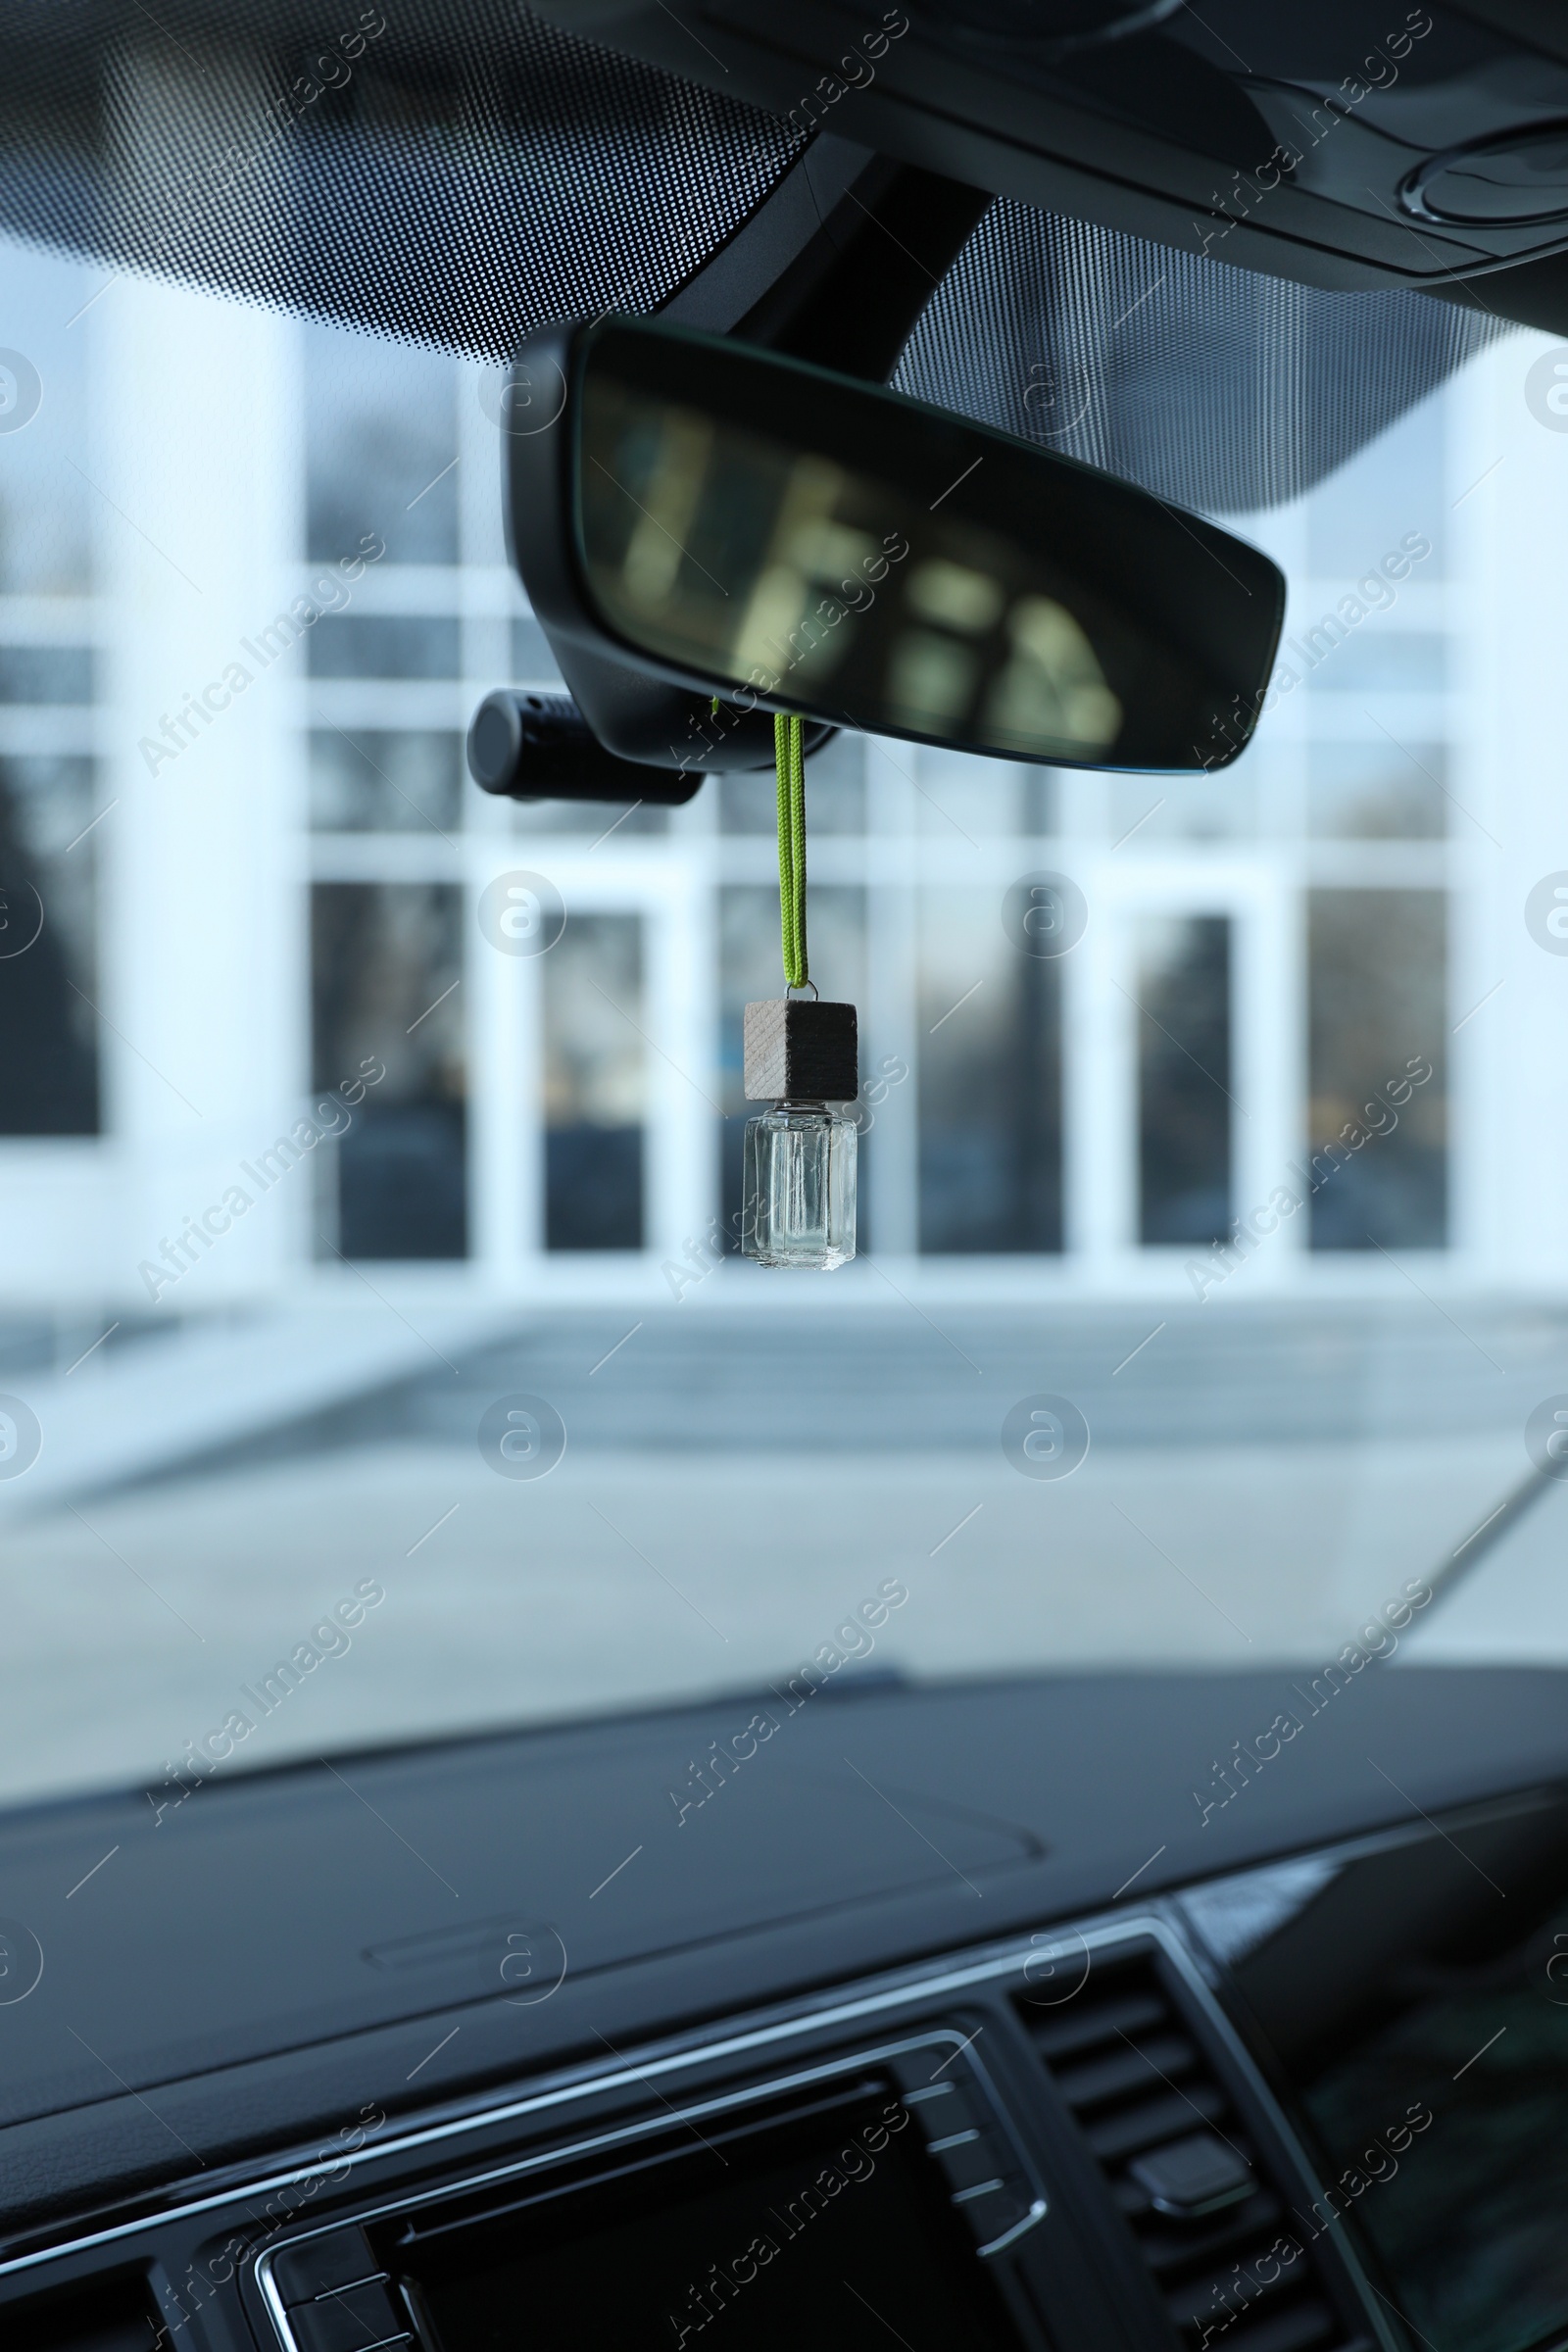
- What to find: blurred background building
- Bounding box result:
[3,237,1541,1321]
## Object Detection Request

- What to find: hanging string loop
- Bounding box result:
[774,712,808,990]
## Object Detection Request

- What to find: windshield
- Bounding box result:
[0,233,1558,1813]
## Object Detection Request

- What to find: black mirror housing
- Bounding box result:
[506,316,1285,775]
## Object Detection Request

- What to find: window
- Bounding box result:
[917,887,1061,1253]
[312,883,467,1259]
[1138,914,1232,1248]
[1307,741,1447,839]
[0,249,99,1141]
[309,729,462,834]
[544,913,645,1251]
[305,324,458,565]
[0,756,98,1135]
[308,616,461,679]
[1307,889,1446,1251]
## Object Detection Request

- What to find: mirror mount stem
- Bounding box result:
[663,136,991,386]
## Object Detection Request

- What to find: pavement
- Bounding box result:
[2,1289,1563,1805]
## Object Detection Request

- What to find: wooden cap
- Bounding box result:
[743,999,858,1102]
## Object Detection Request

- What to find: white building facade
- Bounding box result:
[2,239,1566,1329]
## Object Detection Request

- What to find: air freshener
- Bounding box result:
[742,1001,858,1269]
[741,715,858,1271]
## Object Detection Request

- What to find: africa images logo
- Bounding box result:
[1525,872,1568,955]
[1525,346,1568,433]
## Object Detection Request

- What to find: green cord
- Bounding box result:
[774,712,808,988]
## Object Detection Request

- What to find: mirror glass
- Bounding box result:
[572,320,1283,771]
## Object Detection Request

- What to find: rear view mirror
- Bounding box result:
[508,318,1283,772]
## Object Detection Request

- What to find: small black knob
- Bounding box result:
[467,689,525,792]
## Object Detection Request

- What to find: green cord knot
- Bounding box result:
[774,712,808,989]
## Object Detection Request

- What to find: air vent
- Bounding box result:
[1015,1947,1373,2352]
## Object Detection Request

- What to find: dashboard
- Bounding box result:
[4,1666,1568,2352]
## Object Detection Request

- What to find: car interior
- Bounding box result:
[3,4,1568,2350]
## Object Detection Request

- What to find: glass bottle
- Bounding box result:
[742,1101,858,1270]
